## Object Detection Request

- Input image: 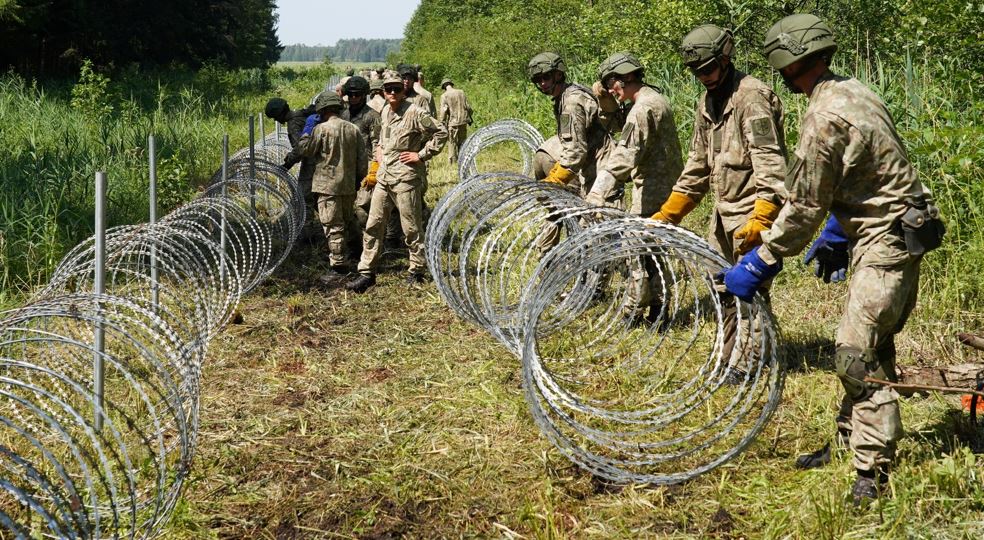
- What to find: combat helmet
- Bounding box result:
[527,52,567,80]
[369,79,383,93]
[598,52,644,83]
[679,24,734,68]
[343,75,370,94]
[264,97,289,120]
[440,78,453,89]
[313,91,342,112]
[763,14,837,70]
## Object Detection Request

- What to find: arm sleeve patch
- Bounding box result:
[750,116,777,146]
[559,113,573,141]
[618,122,636,147]
[420,116,436,130]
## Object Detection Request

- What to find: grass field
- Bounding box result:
[2,59,983,537]
[157,148,984,538]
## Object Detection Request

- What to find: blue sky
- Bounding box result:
[275,0,422,46]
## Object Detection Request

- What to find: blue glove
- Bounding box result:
[721,249,783,302]
[302,113,321,136]
[803,215,849,283]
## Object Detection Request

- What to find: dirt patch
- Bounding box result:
[365,366,395,383]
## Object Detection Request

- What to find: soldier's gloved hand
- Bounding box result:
[301,113,321,136]
[803,215,849,283]
[585,170,616,207]
[720,249,783,303]
[651,192,697,224]
[592,81,619,113]
[361,161,379,188]
[544,162,576,186]
[734,199,781,256]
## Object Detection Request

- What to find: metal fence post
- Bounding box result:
[221,135,229,283]
[93,171,107,432]
[149,135,159,311]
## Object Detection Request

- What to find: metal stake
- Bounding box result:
[259,113,266,151]
[249,116,256,215]
[93,171,106,432]
[149,135,159,311]
[221,135,229,283]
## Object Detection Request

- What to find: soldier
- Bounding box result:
[438,78,474,164]
[346,74,448,293]
[528,52,614,252]
[650,25,787,370]
[721,13,945,505]
[264,97,320,241]
[297,92,368,281]
[340,76,382,254]
[399,64,437,116]
[368,79,386,114]
[583,52,684,324]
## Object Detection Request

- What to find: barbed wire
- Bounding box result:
[0,130,302,537]
[427,119,784,485]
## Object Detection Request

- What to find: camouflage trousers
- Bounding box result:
[317,193,356,267]
[834,233,919,472]
[297,166,324,244]
[447,124,467,164]
[357,180,426,275]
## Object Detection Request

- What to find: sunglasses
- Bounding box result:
[531,73,550,85]
[603,76,622,90]
[346,91,366,98]
[383,86,404,94]
[689,59,719,77]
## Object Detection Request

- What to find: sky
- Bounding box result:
[275,0,422,46]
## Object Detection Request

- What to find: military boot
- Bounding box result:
[795,429,850,469]
[318,265,349,285]
[852,469,889,507]
[346,273,376,293]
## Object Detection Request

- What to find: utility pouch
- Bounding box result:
[899,198,945,256]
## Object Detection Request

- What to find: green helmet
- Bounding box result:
[440,78,453,89]
[313,91,342,112]
[763,13,837,70]
[527,52,566,80]
[597,52,643,81]
[369,79,383,92]
[343,75,370,94]
[679,24,734,67]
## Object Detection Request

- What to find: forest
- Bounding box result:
[280,39,403,63]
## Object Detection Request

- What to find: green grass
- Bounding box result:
[2,59,983,537]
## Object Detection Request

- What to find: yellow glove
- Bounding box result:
[544,162,577,186]
[592,81,619,113]
[733,199,781,255]
[651,192,697,224]
[361,161,379,188]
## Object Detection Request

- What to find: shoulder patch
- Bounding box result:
[559,113,573,140]
[420,115,436,130]
[619,122,636,147]
[750,116,777,146]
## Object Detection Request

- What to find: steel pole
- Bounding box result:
[93,171,107,432]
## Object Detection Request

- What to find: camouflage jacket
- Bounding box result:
[407,87,436,116]
[377,100,448,190]
[439,87,473,127]
[414,82,437,115]
[761,73,927,263]
[674,70,787,231]
[368,95,386,114]
[341,104,382,161]
[604,86,683,197]
[283,105,317,169]
[553,83,610,180]
[297,116,367,196]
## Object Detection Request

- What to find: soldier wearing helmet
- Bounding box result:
[341,76,383,255]
[398,64,437,116]
[346,73,448,293]
[583,52,684,324]
[528,52,616,252]
[297,92,368,282]
[438,78,474,164]
[651,24,788,372]
[720,13,945,506]
[368,79,386,114]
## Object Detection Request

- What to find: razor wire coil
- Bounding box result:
[0,130,302,537]
[427,119,784,485]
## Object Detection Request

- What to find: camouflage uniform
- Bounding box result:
[438,85,473,164]
[280,105,320,240]
[759,73,930,473]
[674,70,786,260]
[368,94,386,114]
[341,103,382,233]
[357,100,448,276]
[413,82,437,115]
[298,116,368,266]
[597,85,683,217]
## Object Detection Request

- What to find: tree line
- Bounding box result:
[399,0,983,90]
[0,0,282,76]
[280,39,402,63]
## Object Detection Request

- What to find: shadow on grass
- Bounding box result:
[781,334,837,373]
[913,408,984,457]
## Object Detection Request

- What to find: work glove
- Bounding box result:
[544,162,577,186]
[720,249,783,303]
[734,199,781,256]
[301,113,321,136]
[651,192,697,225]
[592,81,619,113]
[361,161,379,188]
[803,215,849,283]
[584,170,617,207]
